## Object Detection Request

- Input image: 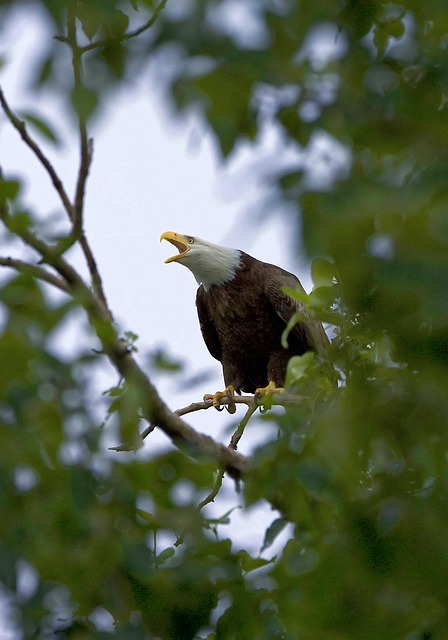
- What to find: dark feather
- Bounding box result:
[196,252,328,393]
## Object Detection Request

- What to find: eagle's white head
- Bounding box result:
[160,231,241,291]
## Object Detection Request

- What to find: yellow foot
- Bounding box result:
[255,380,285,398]
[204,386,236,414]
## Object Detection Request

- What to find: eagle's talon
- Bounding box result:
[255,381,285,402]
[204,387,235,412]
[255,382,285,411]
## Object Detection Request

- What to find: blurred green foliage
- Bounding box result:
[1,0,448,637]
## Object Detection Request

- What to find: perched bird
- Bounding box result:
[160,232,328,410]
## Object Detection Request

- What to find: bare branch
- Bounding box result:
[67,6,91,235]
[197,468,226,512]
[178,395,258,416]
[113,390,304,462]
[105,349,250,477]
[73,138,93,236]
[229,402,259,450]
[64,10,112,317]
[0,86,105,315]
[0,86,74,221]
[0,256,70,292]
[79,232,112,318]
[172,392,304,418]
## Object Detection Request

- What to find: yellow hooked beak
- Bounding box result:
[160,231,191,263]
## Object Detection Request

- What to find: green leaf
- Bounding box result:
[106,9,129,39]
[236,549,272,573]
[282,285,309,304]
[0,179,21,203]
[136,509,159,527]
[77,1,101,39]
[281,311,305,348]
[4,211,32,234]
[157,547,175,565]
[261,517,289,552]
[285,352,316,387]
[308,286,336,310]
[149,348,184,373]
[191,60,258,156]
[311,258,335,288]
[71,86,99,121]
[20,111,61,146]
[0,331,35,394]
[387,18,405,39]
[278,170,303,190]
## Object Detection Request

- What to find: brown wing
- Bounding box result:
[196,286,222,363]
[264,269,329,356]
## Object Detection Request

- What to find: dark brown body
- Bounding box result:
[196,252,328,393]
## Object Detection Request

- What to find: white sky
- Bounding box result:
[0,7,350,608]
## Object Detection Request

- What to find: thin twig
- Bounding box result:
[0,256,70,292]
[115,396,259,449]
[67,6,91,235]
[0,87,105,315]
[198,468,226,511]
[175,400,261,547]
[0,84,106,317]
[65,10,111,318]
[175,467,226,546]
[0,86,73,221]
[112,391,304,453]
[229,402,259,450]
[178,395,260,416]
[79,233,111,319]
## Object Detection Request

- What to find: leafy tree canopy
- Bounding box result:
[0,0,447,638]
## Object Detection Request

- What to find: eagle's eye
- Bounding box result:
[187,237,195,244]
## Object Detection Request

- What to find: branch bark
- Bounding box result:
[0,256,69,292]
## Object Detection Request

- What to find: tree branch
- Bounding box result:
[0,217,249,477]
[229,402,259,450]
[67,6,91,235]
[113,391,303,456]
[0,256,70,292]
[0,85,109,315]
[105,349,250,478]
[0,86,74,221]
[65,11,111,318]
[197,468,226,512]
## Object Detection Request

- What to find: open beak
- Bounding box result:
[160,231,190,263]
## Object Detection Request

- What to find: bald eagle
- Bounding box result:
[161,232,328,409]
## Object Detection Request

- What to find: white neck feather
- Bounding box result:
[182,244,241,291]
